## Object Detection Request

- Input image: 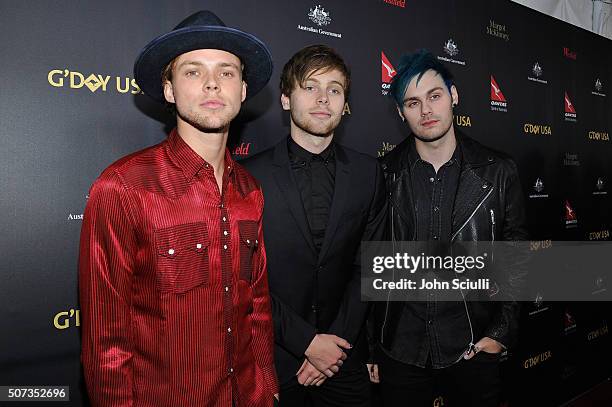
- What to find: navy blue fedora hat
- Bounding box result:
[134,10,273,102]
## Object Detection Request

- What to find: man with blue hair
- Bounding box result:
[369,50,528,406]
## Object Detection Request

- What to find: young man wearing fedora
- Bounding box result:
[79,11,279,407]
[243,45,387,406]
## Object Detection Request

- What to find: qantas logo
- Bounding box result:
[564,199,578,227]
[564,92,576,113]
[381,52,396,83]
[381,52,396,95]
[564,91,577,121]
[490,76,506,101]
[490,75,507,111]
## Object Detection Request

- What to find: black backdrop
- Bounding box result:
[1,1,611,405]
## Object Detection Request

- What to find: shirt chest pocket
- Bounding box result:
[155,222,210,294]
[238,220,259,284]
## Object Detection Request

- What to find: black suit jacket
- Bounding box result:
[242,137,387,385]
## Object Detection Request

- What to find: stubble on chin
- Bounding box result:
[291,112,340,138]
[412,121,453,143]
[177,109,233,134]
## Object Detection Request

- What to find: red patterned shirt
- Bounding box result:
[79,129,278,407]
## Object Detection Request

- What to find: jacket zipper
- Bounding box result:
[451,186,493,360]
[451,187,493,242]
[490,209,496,241]
[380,172,396,343]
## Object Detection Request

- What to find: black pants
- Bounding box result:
[378,351,502,407]
[279,366,371,407]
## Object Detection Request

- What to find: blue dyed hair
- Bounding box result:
[389,49,454,106]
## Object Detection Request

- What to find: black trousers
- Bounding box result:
[279,366,371,407]
[378,350,502,407]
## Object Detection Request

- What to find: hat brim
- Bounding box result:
[134,26,273,102]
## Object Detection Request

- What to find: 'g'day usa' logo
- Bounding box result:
[48,68,141,95]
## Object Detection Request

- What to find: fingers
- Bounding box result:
[313,376,327,386]
[296,358,309,376]
[367,364,380,383]
[303,374,316,386]
[464,343,480,360]
[323,368,334,378]
[332,336,352,350]
[298,363,326,387]
[340,351,348,361]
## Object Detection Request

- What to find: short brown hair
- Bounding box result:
[280,44,350,98]
[161,58,177,87]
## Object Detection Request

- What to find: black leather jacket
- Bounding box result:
[372,132,528,367]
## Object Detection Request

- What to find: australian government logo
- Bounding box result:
[527,62,547,84]
[593,177,607,195]
[381,51,396,96]
[487,20,510,41]
[437,39,466,66]
[529,178,549,199]
[592,78,606,97]
[490,75,507,112]
[529,292,550,316]
[48,68,141,94]
[298,5,342,38]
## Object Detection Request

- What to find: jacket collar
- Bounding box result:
[381,129,495,173]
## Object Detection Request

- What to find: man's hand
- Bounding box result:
[304,334,351,377]
[366,364,379,383]
[296,359,327,386]
[464,337,504,360]
[274,393,279,401]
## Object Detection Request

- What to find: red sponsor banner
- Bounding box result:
[382,51,396,83]
[490,75,506,102]
[564,91,576,113]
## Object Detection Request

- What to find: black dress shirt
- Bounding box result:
[409,144,461,242]
[288,137,336,253]
[383,142,464,369]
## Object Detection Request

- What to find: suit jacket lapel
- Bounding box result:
[272,140,317,254]
[318,146,351,263]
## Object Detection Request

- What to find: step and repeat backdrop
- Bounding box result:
[1,0,611,405]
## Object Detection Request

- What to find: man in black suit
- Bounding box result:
[242,45,386,406]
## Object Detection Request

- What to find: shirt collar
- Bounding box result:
[409,138,462,170]
[166,128,235,181]
[288,136,336,164]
